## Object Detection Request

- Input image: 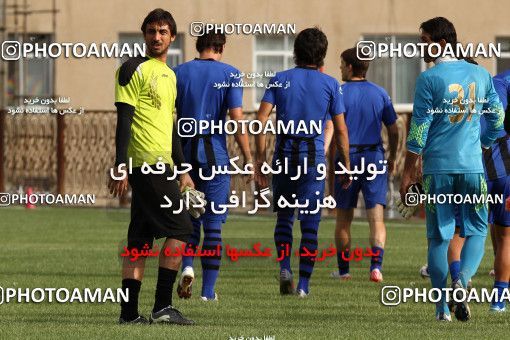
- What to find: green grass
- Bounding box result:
[0,207,508,339]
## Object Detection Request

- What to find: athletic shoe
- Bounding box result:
[297,289,308,298]
[279,269,295,295]
[451,279,471,322]
[420,264,430,278]
[489,303,506,313]
[489,269,495,277]
[177,266,194,299]
[200,293,218,301]
[330,271,352,281]
[118,315,149,325]
[370,268,383,283]
[149,306,195,325]
[436,312,452,322]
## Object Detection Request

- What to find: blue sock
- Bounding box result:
[493,281,509,308]
[337,250,350,275]
[274,210,295,273]
[449,260,461,282]
[428,238,450,315]
[182,218,201,270]
[200,221,222,299]
[459,235,486,287]
[370,246,384,272]
[297,219,319,294]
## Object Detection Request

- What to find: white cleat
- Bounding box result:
[489,269,495,277]
[370,268,383,283]
[297,289,308,298]
[177,266,194,299]
[420,264,430,278]
[436,312,452,322]
[200,293,218,301]
[330,271,352,281]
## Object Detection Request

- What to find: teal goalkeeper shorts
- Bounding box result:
[423,173,488,240]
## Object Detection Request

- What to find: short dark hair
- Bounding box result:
[341,48,369,78]
[196,32,226,53]
[141,8,177,36]
[420,17,457,46]
[293,27,328,67]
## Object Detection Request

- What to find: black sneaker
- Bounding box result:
[452,279,471,322]
[150,306,195,325]
[279,269,295,295]
[118,315,149,325]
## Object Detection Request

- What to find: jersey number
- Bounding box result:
[448,82,476,124]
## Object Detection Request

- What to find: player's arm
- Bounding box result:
[480,73,505,148]
[109,62,143,197]
[329,81,351,188]
[400,73,433,203]
[171,122,195,191]
[229,107,253,183]
[382,92,399,176]
[324,119,333,154]
[254,101,274,188]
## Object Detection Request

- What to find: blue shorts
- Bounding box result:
[272,161,325,222]
[423,173,488,240]
[335,150,387,209]
[190,168,230,223]
[487,176,510,227]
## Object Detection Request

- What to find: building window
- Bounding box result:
[363,35,426,106]
[496,37,510,73]
[118,33,184,68]
[254,34,295,106]
[6,33,54,106]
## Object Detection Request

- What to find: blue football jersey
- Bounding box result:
[262,67,345,164]
[407,59,504,174]
[341,80,397,148]
[173,59,243,167]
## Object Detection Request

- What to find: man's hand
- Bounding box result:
[108,167,129,197]
[399,173,413,205]
[179,173,195,192]
[243,156,254,184]
[254,160,269,188]
[338,174,352,190]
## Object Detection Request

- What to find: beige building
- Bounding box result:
[2,0,509,111]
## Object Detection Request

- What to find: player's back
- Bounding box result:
[173,59,242,167]
[416,60,498,174]
[341,80,396,148]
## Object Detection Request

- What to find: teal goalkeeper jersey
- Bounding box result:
[407,59,504,175]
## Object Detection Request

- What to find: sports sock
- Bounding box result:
[120,278,141,321]
[449,260,461,282]
[337,250,350,275]
[200,221,222,299]
[459,235,486,287]
[274,210,295,273]
[182,218,201,269]
[428,238,450,315]
[297,219,319,293]
[493,280,509,308]
[370,246,384,272]
[152,267,177,312]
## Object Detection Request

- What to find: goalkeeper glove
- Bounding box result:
[395,183,423,219]
[181,186,207,219]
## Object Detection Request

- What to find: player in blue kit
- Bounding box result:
[400,17,504,322]
[173,31,252,301]
[483,69,510,312]
[254,27,351,298]
[332,47,399,283]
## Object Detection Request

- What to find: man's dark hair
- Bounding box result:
[293,27,328,67]
[420,17,457,46]
[341,48,369,78]
[141,8,177,36]
[196,32,226,54]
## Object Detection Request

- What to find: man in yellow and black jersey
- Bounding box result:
[108,8,194,326]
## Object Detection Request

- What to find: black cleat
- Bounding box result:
[279,269,295,295]
[118,315,149,325]
[150,306,195,325]
[452,279,471,322]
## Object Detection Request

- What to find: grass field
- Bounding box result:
[0,207,508,339]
